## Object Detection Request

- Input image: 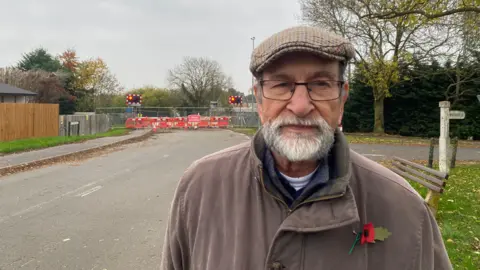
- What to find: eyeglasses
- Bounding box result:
[259,80,344,101]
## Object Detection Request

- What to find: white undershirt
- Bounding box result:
[279,167,319,191]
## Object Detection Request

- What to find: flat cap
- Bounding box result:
[250,26,355,76]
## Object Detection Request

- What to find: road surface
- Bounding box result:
[0,130,477,269]
[0,130,250,270]
[350,143,479,161]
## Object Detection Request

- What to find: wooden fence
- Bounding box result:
[0,104,59,141]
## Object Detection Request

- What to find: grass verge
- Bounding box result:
[230,127,258,136]
[436,164,480,269]
[380,160,480,269]
[230,128,480,148]
[0,128,130,154]
[345,133,479,148]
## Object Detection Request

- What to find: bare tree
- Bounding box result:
[167,57,233,107]
[300,0,456,133]
[443,11,480,107]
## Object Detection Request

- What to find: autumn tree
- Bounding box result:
[167,57,233,107]
[300,0,459,133]
[72,57,122,111]
[364,3,480,108]
[59,49,79,73]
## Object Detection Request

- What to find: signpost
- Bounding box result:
[428,101,452,215]
[188,114,201,129]
[449,110,465,120]
[68,121,80,136]
[439,101,450,174]
[430,101,467,213]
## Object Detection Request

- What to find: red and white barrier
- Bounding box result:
[125,116,232,131]
[218,117,229,128]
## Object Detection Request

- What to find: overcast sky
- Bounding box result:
[1,0,304,94]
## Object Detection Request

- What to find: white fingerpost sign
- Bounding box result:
[449,110,465,120]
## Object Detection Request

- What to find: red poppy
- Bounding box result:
[361,223,375,244]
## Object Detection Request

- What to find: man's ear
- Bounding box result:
[253,84,262,105]
[342,81,350,102]
[338,81,349,126]
[253,84,264,123]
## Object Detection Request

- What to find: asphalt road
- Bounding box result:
[0,130,478,270]
[0,130,250,270]
[350,143,479,161]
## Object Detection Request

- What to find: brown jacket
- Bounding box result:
[161,130,452,270]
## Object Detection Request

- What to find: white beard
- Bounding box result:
[262,114,335,162]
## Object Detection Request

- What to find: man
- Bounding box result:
[161,26,452,270]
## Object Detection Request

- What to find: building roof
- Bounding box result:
[0,83,38,96]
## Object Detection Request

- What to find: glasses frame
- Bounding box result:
[259,79,345,101]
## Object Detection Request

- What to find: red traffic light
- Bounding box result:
[126,94,142,105]
[228,95,242,105]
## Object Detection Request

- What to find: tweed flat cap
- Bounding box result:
[250,26,355,76]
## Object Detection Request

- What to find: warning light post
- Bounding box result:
[126,94,142,106]
[126,94,142,117]
[228,95,243,106]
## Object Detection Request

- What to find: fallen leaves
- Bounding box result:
[436,164,480,269]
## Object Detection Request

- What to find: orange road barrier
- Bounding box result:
[125,116,233,130]
[218,117,230,128]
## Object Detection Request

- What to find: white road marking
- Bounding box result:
[0,182,97,224]
[63,238,70,242]
[20,258,35,268]
[0,168,129,224]
[76,186,102,197]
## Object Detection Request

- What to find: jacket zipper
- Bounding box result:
[258,165,345,214]
[258,165,290,211]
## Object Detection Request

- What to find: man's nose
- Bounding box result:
[286,85,315,117]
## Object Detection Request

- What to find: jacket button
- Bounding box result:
[270,262,285,270]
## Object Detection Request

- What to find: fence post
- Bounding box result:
[428,138,435,168]
[450,137,458,169]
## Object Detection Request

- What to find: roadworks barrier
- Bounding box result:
[125,115,232,132]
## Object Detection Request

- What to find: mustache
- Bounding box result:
[268,115,332,131]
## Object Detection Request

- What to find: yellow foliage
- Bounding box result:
[357,56,399,100]
[72,58,108,91]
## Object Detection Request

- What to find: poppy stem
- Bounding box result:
[349,233,361,255]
